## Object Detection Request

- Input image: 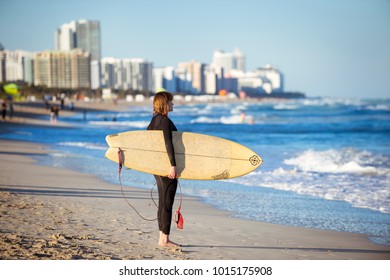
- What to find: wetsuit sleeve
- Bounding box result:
[160,117,176,166]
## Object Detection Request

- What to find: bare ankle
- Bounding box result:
[159,232,169,244]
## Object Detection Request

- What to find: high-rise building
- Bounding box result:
[230,64,284,95]
[0,51,5,83]
[101,57,153,92]
[100,57,118,88]
[91,60,101,89]
[212,48,246,77]
[255,65,284,93]
[55,21,77,51]
[55,20,101,88]
[177,60,206,94]
[162,66,177,93]
[34,49,91,89]
[175,68,193,93]
[233,48,245,72]
[125,58,153,92]
[204,66,217,95]
[55,20,101,61]
[0,50,35,84]
[75,20,101,61]
[212,50,234,74]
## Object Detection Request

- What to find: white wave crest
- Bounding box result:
[364,104,390,111]
[284,148,388,175]
[301,98,363,107]
[273,103,299,110]
[88,121,149,128]
[58,142,107,150]
[232,165,390,213]
[191,115,245,124]
[190,116,220,124]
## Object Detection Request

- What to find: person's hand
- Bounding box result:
[168,166,177,179]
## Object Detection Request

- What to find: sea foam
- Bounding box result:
[284,148,388,176]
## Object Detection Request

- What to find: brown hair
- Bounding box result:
[153,91,173,116]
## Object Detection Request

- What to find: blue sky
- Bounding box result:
[0,0,389,98]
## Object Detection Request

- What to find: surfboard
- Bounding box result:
[105,130,262,180]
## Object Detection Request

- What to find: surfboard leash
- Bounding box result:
[118,148,157,222]
[150,179,184,229]
[117,147,184,229]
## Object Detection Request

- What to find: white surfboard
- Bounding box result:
[105,130,262,180]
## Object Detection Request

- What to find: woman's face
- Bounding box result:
[168,100,174,112]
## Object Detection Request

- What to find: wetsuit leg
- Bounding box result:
[154,175,177,235]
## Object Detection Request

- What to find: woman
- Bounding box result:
[147,91,179,247]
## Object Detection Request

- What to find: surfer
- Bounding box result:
[147,90,180,247]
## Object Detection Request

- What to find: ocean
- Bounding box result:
[2,97,390,245]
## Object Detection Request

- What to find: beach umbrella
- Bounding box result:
[3,83,19,95]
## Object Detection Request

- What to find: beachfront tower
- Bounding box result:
[55,20,101,88]
[212,50,234,75]
[34,49,91,89]
[212,48,246,77]
[55,20,101,61]
[233,48,245,72]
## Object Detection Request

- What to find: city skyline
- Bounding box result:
[0,0,389,98]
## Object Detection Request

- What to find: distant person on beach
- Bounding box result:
[240,111,246,123]
[50,104,59,124]
[8,101,14,119]
[1,100,6,120]
[44,94,51,110]
[147,90,179,247]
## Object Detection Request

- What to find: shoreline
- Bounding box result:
[0,96,308,127]
[0,99,137,127]
[1,138,389,260]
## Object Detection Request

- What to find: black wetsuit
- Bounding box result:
[147,114,178,235]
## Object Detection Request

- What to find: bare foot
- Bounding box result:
[159,241,180,247]
[159,232,181,247]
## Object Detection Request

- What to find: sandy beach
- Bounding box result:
[1,99,136,126]
[1,142,390,260]
[1,100,390,260]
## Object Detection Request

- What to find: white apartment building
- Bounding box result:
[34,49,91,89]
[153,65,196,94]
[55,21,77,51]
[0,51,5,83]
[164,66,177,93]
[212,50,234,74]
[55,20,101,61]
[153,68,165,92]
[91,60,101,89]
[0,50,35,84]
[55,20,101,88]
[101,57,118,88]
[101,57,153,92]
[204,66,217,95]
[175,68,193,93]
[126,58,153,92]
[177,60,206,94]
[255,65,284,93]
[212,48,246,76]
[233,48,245,72]
[230,65,284,94]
